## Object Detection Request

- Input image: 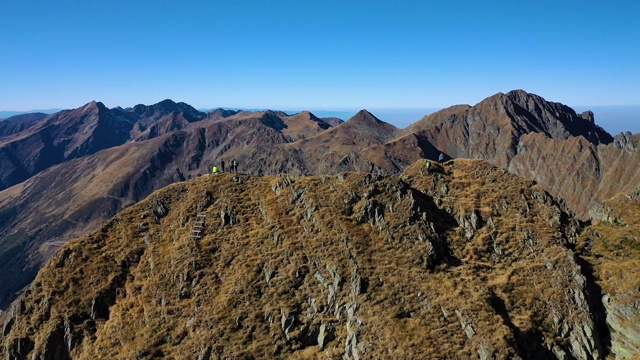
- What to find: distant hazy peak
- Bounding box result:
[289,110,324,122]
[82,100,99,109]
[263,109,290,118]
[132,99,179,114]
[321,117,344,127]
[349,109,386,124]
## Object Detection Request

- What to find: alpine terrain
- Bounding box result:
[0,90,639,359]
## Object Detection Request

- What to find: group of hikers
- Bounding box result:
[212,159,239,174]
[425,152,445,173]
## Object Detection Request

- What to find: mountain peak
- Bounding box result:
[339,109,398,143]
[579,110,595,123]
[130,100,205,123]
[296,110,323,122]
[80,100,107,114]
[348,109,385,124]
[132,99,178,115]
[158,99,177,106]
[505,89,534,99]
[481,90,613,145]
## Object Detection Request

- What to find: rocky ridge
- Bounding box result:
[2,159,635,359]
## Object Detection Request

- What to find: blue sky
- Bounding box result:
[1,0,639,129]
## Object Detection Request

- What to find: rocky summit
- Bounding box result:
[2,159,638,359]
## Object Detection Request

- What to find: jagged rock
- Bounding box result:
[356,198,384,226]
[478,345,494,360]
[271,174,294,195]
[2,311,13,336]
[280,309,297,341]
[317,323,328,349]
[455,309,476,339]
[603,294,640,359]
[196,191,213,211]
[197,345,212,360]
[151,198,169,222]
[589,204,620,224]
[579,110,595,123]
[219,207,238,226]
[459,210,482,239]
[6,337,34,360]
[136,222,150,233]
[567,317,601,360]
[613,131,637,150]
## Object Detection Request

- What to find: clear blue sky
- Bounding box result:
[1,1,639,115]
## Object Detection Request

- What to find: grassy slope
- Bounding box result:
[1,160,610,359]
[578,191,640,359]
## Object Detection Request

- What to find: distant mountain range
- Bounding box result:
[198,107,358,121]
[1,90,640,358]
[0,90,639,313]
[0,109,62,119]
[6,105,639,135]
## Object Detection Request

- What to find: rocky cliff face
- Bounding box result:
[1,159,625,359]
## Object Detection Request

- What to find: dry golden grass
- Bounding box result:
[1,160,617,359]
[579,191,640,295]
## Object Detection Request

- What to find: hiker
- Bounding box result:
[438,152,445,163]
[231,159,238,173]
[425,160,431,173]
[212,165,219,174]
[221,160,225,173]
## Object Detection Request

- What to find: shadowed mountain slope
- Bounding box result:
[0,102,135,190]
[0,100,211,191]
[4,159,631,359]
